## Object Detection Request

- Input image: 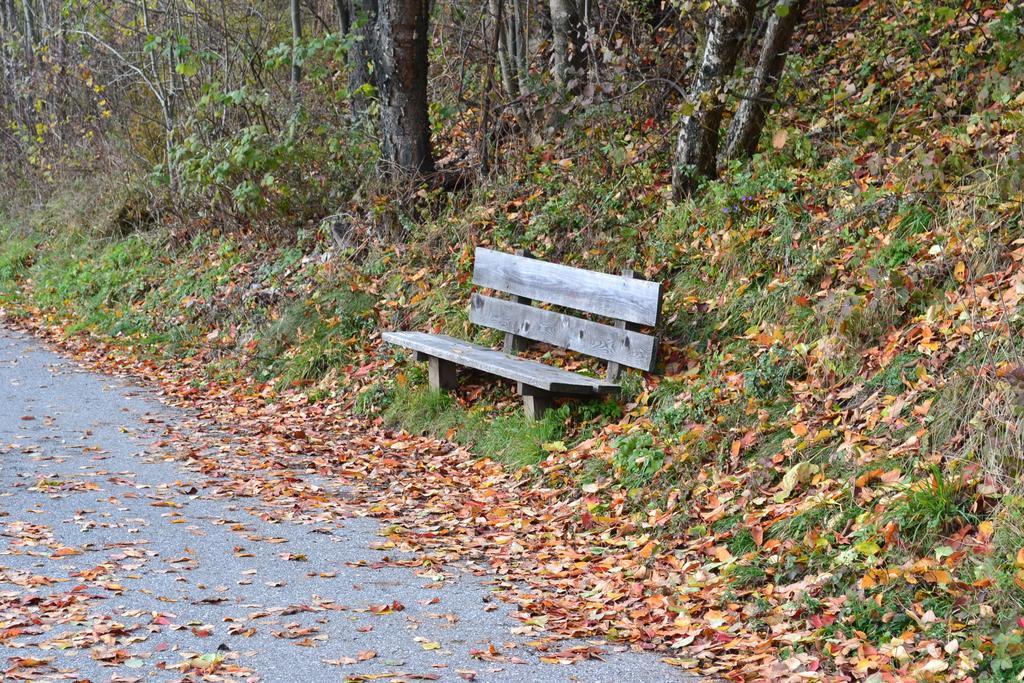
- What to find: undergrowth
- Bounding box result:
[2,2,1024,677]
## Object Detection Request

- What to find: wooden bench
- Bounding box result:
[382,248,662,420]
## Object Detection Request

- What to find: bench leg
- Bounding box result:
[427,356,458,392]
[522,393,553,421]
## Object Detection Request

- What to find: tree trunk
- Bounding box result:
[511,0,530,95]
[672,0,755,198]
[549,0,584,88]
[491,0,517,99]
[290,0,302,87]
[335,0,351,34]
[22,0,38,60]
[376,0,434,175]
[349,0,377,120]
[722,0,805,161]
[0,0,15,117]
[481,0,501,174]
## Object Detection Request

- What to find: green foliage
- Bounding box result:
[978,630,1024,681]
[866,351,923,395]
[612,432,665,489]
[728,562,767,589]
[0,233,35,293]
[890,466,978,547]
[653,380,719,432]
[743,345,804,401]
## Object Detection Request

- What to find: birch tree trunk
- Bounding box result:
[549,0,584,88]
[722,0,805,161]
[376,0,434,175]
[671,0,755,198]
[290,0,302,88]
[22,0,38,60]
[490,0,517,99]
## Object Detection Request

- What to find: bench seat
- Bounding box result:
[382,331,620,395]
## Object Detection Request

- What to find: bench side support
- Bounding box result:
[522,393,553,420]
[518,381,553,420]
[428,356,458,392]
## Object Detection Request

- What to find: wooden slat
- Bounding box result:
[469,294,657,371]
[606,268,641,382]
[382,331,620,395]
[472,248,661,326]
[503,248,533,354]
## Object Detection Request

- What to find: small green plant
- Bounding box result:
[743,345,804,401]
[839,586,916,642]
[979,629,1024,681]
[729,562,768,589]
[866,351,923,394]
[890,466,978,546]
[612,432,665,489]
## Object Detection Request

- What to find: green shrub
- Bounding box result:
[612,432,665,489]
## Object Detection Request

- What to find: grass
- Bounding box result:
[0,214,377,392]
[889,465,978,547]
[255,289,376,388]
[383,381,568,469]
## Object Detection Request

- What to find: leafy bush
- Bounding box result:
[612,432,665,488]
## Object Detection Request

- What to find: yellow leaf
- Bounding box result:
[774,462,820,502]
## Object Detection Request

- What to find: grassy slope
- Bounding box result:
[3,1,1024,678]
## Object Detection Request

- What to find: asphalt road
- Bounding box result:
[0,326,691,682]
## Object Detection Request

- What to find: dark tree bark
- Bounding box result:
[549,0,585,88]
[335,0,351,34]
[376,0,434,175]
[722,0,805,161]
[672,0,756,198]
[349,0,378,120]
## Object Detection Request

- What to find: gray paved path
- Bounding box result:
[0,327,689,682]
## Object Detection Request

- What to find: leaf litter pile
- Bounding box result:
[4,213,1024,682]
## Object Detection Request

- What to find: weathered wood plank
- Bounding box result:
[382,331,620,395]
[469,294,657,371]
[503,248,533,354]
[472,248,662,326]
[606,268,645,382]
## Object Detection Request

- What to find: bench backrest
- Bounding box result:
[469,248,661,375]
